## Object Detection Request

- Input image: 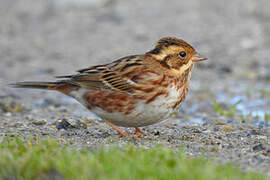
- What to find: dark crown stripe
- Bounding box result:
[159,40,178,47]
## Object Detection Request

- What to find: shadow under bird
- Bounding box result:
[11,37,207,137]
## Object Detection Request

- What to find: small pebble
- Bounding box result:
[215,121,227,125]
[251,157,264,164]
[250,129,261,135]
[253,144,265,151]
[154,131,160,136]
[53,117,87,130]
[4,112,12,117]
[32,119,47,126]
[220,66,232,74]
[81,117,93,124]
[26,115,33,120]
[221,126,234,131]
[257,135,267,140]
[12,122,25,128]
[192,128,202,133]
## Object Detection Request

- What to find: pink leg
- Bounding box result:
[134,127,147,136]
[105,120,129,137]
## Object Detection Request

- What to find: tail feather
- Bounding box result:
[10,81,79,94]
[10,81,61,89]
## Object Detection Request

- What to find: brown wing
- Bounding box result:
[56,55,145,93]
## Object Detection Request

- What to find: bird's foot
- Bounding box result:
[105,120,146,137]
[134,127,149,136]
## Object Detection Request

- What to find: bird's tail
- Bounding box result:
[10,81,79,94]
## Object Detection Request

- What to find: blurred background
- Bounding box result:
[0,0,270,124]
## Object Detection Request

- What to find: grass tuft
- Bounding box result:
[213,101,241,118]
[0,137,267,180]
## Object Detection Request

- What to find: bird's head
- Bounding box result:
[147,37,207,75]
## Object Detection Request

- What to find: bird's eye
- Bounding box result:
[179,51,186,58]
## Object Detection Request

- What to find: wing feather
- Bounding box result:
[56,55,145,93]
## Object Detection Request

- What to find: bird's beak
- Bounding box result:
[191,53,207,63]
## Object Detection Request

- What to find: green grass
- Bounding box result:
[0,137,267,180]
[213,101,241,118]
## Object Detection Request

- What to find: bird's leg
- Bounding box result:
[105,120,146,137]
[105,120,129,137]
[134,127,147,136]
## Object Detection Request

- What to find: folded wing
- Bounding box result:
[57,55,145,93]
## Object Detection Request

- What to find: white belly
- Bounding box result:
[88,86,182,127]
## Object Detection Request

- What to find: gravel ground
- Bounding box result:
[1,0,270,175]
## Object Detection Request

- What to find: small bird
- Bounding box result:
[11,37,206,137]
